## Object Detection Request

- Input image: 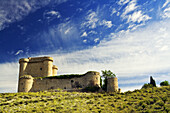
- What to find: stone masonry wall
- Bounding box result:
[27,71,100,92]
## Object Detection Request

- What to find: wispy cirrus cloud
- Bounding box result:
[100,20,113,28]
[119,0,152,30]
[117,0,130,5]
[127,11,151,23]
[43,10,61,23]
[81,10,99,29]
[0,0,67,31]
[121,0,138,16]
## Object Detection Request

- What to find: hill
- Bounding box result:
[0,86,169,113]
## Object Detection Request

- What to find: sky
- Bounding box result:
[0,0,170,93]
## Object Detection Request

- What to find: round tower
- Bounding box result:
[52,65,58,76]
[18,75,33,92]
[107,77,118,92]
[19,58,29,77]
[43,57,53,77]
[85,71,101,87]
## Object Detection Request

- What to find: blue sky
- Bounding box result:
[0,0,170,93]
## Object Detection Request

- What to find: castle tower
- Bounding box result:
[43,57,53,77]
[19,58,29,77]
[107,77,118,92]
[18,56,58,92]
[18,75,33,92]
[85,71,101,87]
[18,57,57,77]
[52,65,58,76]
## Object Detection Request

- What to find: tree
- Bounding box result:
[150,76,156,87]
[160,80,169,86]
[101,70,116,78]
[101,70,116,91]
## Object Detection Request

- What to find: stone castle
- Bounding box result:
[18,57,119,92]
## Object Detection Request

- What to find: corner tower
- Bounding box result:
[19,57,58,78]
[18,56,58,92]
[107,77,119,92]
[19,58,29,77]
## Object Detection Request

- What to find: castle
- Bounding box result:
[18,56,119,92]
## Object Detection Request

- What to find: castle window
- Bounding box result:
[71,80,74,83]
[64,87,66,89]
[40,68,42,70]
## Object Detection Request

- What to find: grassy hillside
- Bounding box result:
[0,86,169,113]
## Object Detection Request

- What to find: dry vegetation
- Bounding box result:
[0,86,169,113]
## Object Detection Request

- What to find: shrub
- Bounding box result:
[160,80,169,86]
[141,83,154,89]
[82,86,100,92]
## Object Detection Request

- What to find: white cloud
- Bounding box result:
[44,10,61,18]
[100,20,113,28]
[51,20,170,77]
[15,50,24,55]
[81,10,99,29]
[47,11,60,16]
[163,7,170,18]
[127,11,151,23]
[111,8,117,16]
[117,0,130,5]
[64,27,72,34]
[83,39,87,43]
[122,0,138,16]
[117,12,120,16]
[94,38,99,43]
[162,0,170,8]
[0,62,19,93]
[120,85,142,92]
[43,10,61,22]
[0,0,67,31]
[81,32,88,37]
[89,30,97,35]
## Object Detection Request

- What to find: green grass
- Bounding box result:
[0,86,169,113]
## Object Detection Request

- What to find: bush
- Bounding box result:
[160,80,169,86]
[82,86,100,92]
[141,83,154,89]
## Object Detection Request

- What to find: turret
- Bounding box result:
[85,71,100,87]
[43,57,53,77]
[18,75,33,92]
[52,65,58,76]
[107,77,118,92]
[19,58,29,77]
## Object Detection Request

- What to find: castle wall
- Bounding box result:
[29,71,100,92]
